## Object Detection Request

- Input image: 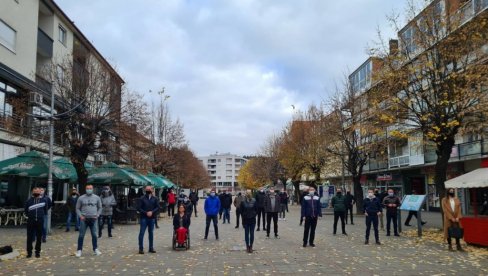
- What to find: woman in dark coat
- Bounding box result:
[240,192,258,253]
[173,204,191,246]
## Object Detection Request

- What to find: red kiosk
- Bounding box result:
[445,166,488,247]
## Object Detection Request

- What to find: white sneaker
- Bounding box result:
[75,250,82,257]
[94,249,102,256]
[283,218,287,221]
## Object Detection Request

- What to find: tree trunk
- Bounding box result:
[353,175,364,215]
[293,180,301,204]
[435,137,455,226]
[71,144,89,190]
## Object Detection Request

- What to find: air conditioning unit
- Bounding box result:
[29,92,43,105]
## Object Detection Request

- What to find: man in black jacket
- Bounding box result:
[220,191,232,224]
[189,190,199,217]
[24,187,47,258]
[264,187,281,238]
[364,189,382,245]
[137,186,159,254]
[255,189,266,231]
[344,191,355,225]
[382,188,401,236]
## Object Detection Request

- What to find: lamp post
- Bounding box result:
[46,86,54,234]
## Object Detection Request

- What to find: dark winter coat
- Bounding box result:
[24,196,48,221]
[382,195,401,214]
[220,193,233,209]
[301,194,322,218]
[264,194,281,213]
[137,195,159,219]
[363,196,382,214]
[331,194,347,212]
[255,192,266,208]
[173,212,191,230]
[240,198,258,225]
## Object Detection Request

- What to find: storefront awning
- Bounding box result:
[445,168,488,189]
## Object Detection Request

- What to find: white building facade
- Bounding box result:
[198,153,247,192]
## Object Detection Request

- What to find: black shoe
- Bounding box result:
[275,235,280,239]
[204,237,208,240]
[216,237,219,240]
[98,234,102,238]
[139,250,144,254]
[235,226,239,229]
[394,233,400,237]
[35,253,40,258]
[256,228,260,231]
[365,240,369,245]
[342,232,348,236]
[386,233,391,236]
[149,249,156,253]
[155,226,160,229]
[108,234,113,238]
[405,224,411,226]
[26,253,32,258]
[42,238,46,243]
[303,243,307,247]
[421,221,427,225]
[333,232,336,235]
[75,228,79,231]
[65,229,70,232]
[195,215,198,217]
[376,241,381,245]
[266,235,270,239]
[351,223,354,225]
[310,244,315,247]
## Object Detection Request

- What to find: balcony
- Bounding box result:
[389,155,410,168]
[367,159,388,171]
[424,140,487,163]
[37,28,53,58]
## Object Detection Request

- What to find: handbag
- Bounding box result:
[448,222,464,239]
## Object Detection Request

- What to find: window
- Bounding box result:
[401,26,416,55]
[0,20,16,52]
[58,25,67,45]
[350,60,372,93]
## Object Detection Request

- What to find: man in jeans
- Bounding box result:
[24,187,47,258]
[204,189,221,240]
[75,185,102,257]
[264,187,281,239]
[65,188,80,232]
[39,188,53,243]
[137,186,159,254]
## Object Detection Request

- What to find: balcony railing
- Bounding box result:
[37,28,53,58]
[389,155,410,168]
[425,140,486,163]
[367,159,388,171]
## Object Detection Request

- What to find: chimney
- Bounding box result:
[389,39,399,56]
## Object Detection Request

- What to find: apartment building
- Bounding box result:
[198,153,247,192]
[0,0,123,162]
[330,0,488,213]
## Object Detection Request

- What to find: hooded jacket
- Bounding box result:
[24,196,47,221]
[100,192,117,216]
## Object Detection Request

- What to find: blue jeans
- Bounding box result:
[78,218,98,251]
[98,215,113,236]
[138,217,155,251]
[223,208,230,223]
[66,212,80,230]
[365,213,379,242]
[243,223,255,247]
[42,214,48,239]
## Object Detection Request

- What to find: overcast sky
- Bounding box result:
[56,0,409,157]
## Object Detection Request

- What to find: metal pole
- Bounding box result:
[47,87,54,234]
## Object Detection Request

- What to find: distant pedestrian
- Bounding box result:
[167,189,176,217]
[255,189,266,231]
[39,188,52,243]
[75,185,102,257]
[363,189,382,245]
[331,188,347,235]
[240,192,258,253]
[382,189,401,236]
[189,190,199,217]
[299,188,309,226]
[204,189,221,240]
[442,188,464,251]
[221,191,232,224]
[278,190,288,221]
[344,191,355,225]
[233,192,245,229]
[65,188,80,232]
[183,196,193,217]
[99,186,116,238]
[137,186,159,254]
[218,191,225,220]
[264,187,281,238]
[404,190,427,226]
[301,187,322,247]
[24,187,47,258]
[374,189,385,230]
[479,193,487,215]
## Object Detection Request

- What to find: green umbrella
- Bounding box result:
[0,151,77,180]
[123,167,154,186]
[87,162,147,186]
[158,174,176,189]
[146,172,167,188]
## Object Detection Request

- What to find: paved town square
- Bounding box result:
[0,205,486,276]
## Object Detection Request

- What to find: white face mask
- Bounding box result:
[309,190,315,196]
[368,192,374,197]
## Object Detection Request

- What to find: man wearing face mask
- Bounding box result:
[24,187,47,258]
[255,189,266,231]
[363,189,382,245]
[183,196,193,217]
[99,186,116,238]
[75,185,102,257]
[331,188,347,235]
[65,188,80,232]
[39,188,52,243]
[204,189,221,240]
[301,187,322,247]
[264,187,281,238]
[382,189,401,236]
[137,186,159,254]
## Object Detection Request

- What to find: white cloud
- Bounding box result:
[56,0,407,156]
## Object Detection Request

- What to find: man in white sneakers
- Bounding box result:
[75,184,102,257]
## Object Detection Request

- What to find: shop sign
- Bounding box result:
[377,173,392,181]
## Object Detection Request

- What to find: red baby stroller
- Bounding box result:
[173,227,190,250]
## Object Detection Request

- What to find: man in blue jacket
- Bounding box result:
[24,187,47,258]
[204,189,221,240]
[363,189,382,245]
[137,186,159,254]
[301,187,322,247]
